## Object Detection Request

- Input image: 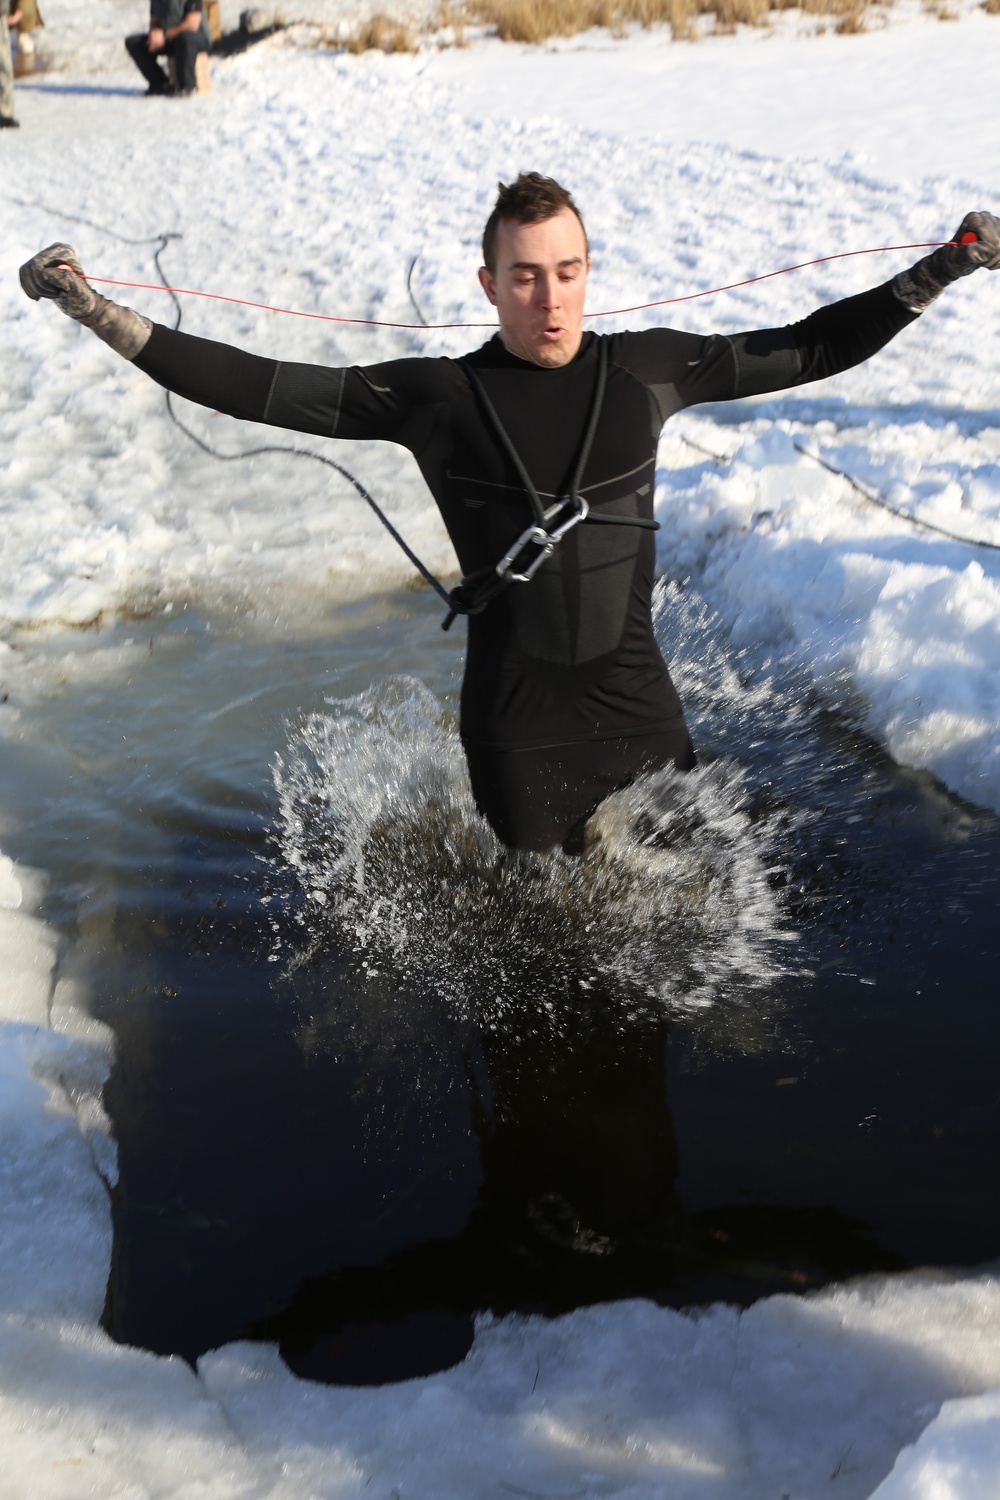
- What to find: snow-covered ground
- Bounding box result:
[2,1,1000,1494]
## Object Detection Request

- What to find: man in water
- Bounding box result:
[20,176,1000,851]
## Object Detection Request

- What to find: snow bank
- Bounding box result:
[198,1284,1000,1500]
[873,1390,1000,1500]
[0,856,276,1500]
[654,418,1000,811]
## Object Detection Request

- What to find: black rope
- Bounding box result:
[442,345,611,628]
[7,197,456,602]
[148,240,457,608]
[405,253,430,328]
[791,439,1000,553]
[678,430,1000,553]
[5,195,458,609]
[460,339,609,528]
[1,191,185,248]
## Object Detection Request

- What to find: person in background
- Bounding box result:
[1,0,21,128]
[13,0,43,63]
[125,0,209,97]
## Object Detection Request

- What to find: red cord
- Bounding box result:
[588,242,952,316]
[83,277,493,329]
[76,242,954,330]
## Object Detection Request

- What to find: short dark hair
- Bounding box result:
[481,172,588,273]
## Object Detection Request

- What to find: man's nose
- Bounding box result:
[537,273,561,308]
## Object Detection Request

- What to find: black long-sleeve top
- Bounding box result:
[134,280,916,753]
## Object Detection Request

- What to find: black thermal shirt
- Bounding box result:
[134,279,916,844]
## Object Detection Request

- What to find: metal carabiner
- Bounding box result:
[495,524,555,583]
[495,496,591,583]
[545,494,590,542]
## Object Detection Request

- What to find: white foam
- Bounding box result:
[272,674,789,1025]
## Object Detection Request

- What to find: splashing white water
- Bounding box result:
[271,675,791,1024]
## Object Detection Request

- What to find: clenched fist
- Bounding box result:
[19,243,99,320]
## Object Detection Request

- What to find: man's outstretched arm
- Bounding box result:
[736,210,1000,396]
[637,212,1000,412]
[18,243,438,444]
[891,210,1000,312]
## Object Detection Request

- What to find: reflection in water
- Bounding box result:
[261,968,902,1385]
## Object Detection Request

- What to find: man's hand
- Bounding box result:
[19,244,99,320]
[20,243,153,359]
[942,211,1000,275]
[148,11,200,47]
[893,210,1000,313]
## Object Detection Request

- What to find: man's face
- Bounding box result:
[478,208,590,369]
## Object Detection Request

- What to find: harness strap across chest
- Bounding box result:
[443,340,658,630]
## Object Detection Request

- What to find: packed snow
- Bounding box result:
[2,0,1000,1494]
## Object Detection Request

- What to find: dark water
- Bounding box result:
[5,585,999,1386]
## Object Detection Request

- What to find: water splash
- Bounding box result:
[270,673,792,1029]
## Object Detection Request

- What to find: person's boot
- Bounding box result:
[0,115,20,128]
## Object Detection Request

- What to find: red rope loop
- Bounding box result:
[77,242,954,331]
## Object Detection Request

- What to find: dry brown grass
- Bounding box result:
[436,0,470,42]
[772,0,882,16]
[704,0,772,32]
[469,0,885,42]
[468,0,776,42]
[320,0,911,53]
[344,12,418,51]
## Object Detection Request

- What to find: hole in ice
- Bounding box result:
[8,592,997,1385]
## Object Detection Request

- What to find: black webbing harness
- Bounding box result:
[442,340,659,630]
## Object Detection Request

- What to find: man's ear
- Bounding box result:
[478,266,498,306]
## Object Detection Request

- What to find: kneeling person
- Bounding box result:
[126,0,208,97]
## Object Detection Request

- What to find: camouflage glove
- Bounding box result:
[894,211,1000,313]
[20,243,152,359]
[19,243,98,316]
